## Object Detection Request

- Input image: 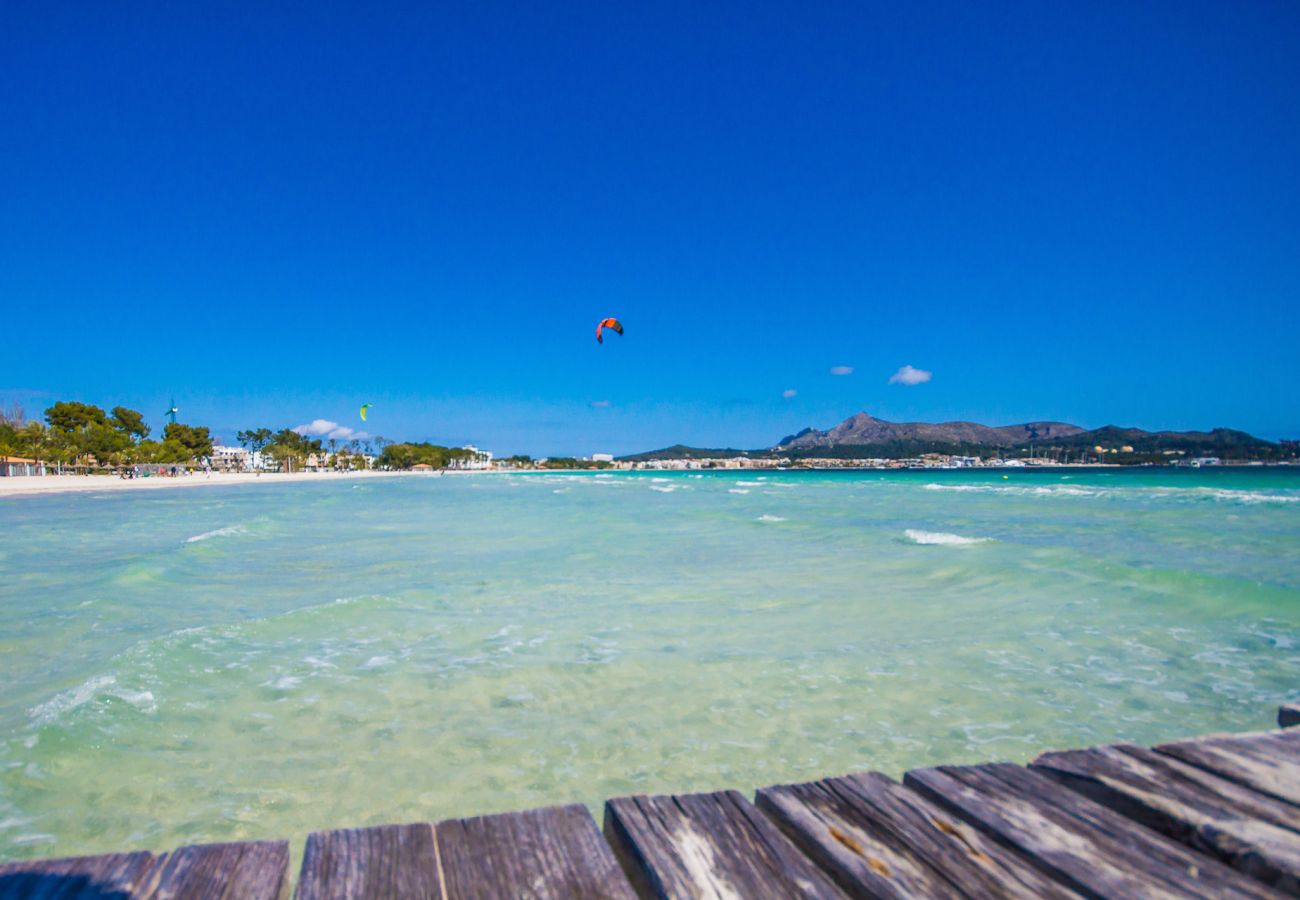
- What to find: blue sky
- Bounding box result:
[2,1,1298,455]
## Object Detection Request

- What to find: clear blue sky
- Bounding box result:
[2,1,1298,455]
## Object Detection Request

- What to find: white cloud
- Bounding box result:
[590,400,611,408]
[829,366,854,376]
[294,419,338,436]
[888,365,932,386]
[294,419,370,441]
[782,389,797,399]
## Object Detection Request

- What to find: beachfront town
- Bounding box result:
[3,401,1295,478]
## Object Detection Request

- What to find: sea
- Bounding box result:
[1,467,1298,861]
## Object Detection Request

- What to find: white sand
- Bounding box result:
[0,469,423,498]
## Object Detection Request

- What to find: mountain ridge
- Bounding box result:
[619,411,1280,461]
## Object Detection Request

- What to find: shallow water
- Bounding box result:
[2,467,1298,860]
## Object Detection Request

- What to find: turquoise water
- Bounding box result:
[1,468,1298,861]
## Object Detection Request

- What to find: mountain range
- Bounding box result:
[775,413,1084,451]
[621,412,1282,461]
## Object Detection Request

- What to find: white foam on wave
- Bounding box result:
[185,525,248,543]
[757,514,786,523]
[728,488,750,495]
[736,480,764,486]
[1197,488,1300,504]
[650,485,677,493]
[921,481,1300,505]
[904,529,991,546]
[29,674,157,726]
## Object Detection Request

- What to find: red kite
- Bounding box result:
[596,318,624,344]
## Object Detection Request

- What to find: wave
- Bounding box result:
[920,483,1300,504]
[904,529,991,546]
[649,485,677,493]
[757,514,786,523]
[728,488,750,494]
[29,675,156,727]
[1197,488,1300,504]
[185,525,248,543]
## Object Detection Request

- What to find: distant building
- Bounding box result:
[591,453,614,463]
[453,445,493,470]
[211,445,276,471]
[0,455,43,477]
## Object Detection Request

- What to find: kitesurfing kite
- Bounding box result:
[360,404,371,422]
[596,318,624,344]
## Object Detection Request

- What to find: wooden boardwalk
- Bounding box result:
[3,706,1298,898]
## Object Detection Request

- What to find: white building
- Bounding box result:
[454,445,494,470]
[211,445,272,471]
[591,453,614,463]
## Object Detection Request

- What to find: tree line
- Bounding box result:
[1,400,502,472]
[0,401,212,469]
[233,428,391,471]
[375,442,487,469]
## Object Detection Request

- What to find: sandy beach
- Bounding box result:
[0,469,422,498]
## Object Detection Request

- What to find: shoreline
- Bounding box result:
[0,469,422,498]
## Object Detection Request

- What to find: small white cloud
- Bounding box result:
[294,419,338,437]
[829,366,854,376]
[590,400,611,408]
[888,364,932,386]
[782,389,797,399]
[294,419,369,441]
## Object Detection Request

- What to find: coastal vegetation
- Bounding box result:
[538,457,612,470]
[376,442,486,470]
[0,402,212,469]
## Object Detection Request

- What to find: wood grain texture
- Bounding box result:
[1281,706,1300,729]
[1157,730,1300,808]
[142,842,288,900]
[436,803,635,899]
[604,790,847,899]
[0,851,157,899]
[756,770,1077,899]
[904,762,1280,899]
[294,823,438,900]
[1033,743,1300,892]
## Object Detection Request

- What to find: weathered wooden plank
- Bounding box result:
[141,841,288,900]
[904,762,1279,898]
[604,790,847,899]
[0,850,158,899]
[436,803,636,899]
[756,770,1078,899]
[1279,705,1300,729]
[294,823,438,900]
[1157,730,1300,808]
[1033,743,1300,893]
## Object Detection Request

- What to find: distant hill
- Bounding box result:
[619,444,754,462]
[620,412,1283,461]
[774,412,1084,451]
[1033,425,1273,453]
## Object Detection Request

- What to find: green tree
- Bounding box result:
[263,429,321,470]
[110,406,150,441]
[236,428,273,467]
[161,423,214,461]
[45,401,108,432]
